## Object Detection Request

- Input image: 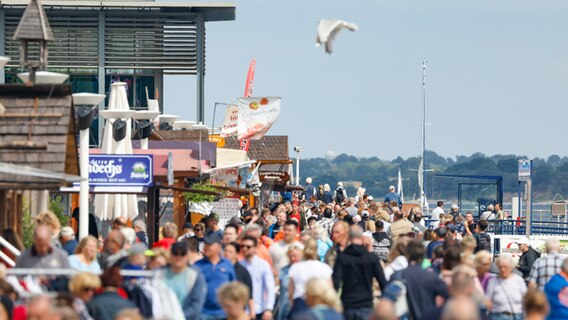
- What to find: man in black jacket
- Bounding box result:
[516,236,540,279]
[333,227,387,320]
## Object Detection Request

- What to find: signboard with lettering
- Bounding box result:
[259,171,290,185]
[88,154,153,186]
[518,159,532,181]
[208,134,226,148]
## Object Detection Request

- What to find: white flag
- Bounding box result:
[237,97,281,140]
[220,104,238,137]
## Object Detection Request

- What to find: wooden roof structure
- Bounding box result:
[149,128,209,142]
[224,135,290,161]
[0,84,79,189]
[12,0,53,41]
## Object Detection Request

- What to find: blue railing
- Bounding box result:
[424,219,568,236]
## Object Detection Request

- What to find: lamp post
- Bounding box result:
[133,111,159,150]
[294,146,303,186]
[72,93,106,240]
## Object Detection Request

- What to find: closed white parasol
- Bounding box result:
[94,82,139,220]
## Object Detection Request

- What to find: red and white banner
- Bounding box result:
[240,60,256,150]
[220,104,238,138]
[237,97,281,140]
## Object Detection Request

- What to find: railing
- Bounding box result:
[425,218,568,236]
[0,236,21,267]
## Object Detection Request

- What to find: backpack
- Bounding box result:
[383,271,412,319]
[476,233,491,253]
[335,188,345,204]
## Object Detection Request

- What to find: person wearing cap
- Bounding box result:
[206,213,224,239]
[516,237,541,280]
[155,242,206,320]
[239,235,276,320]
[449,204,460,218]
[383,186,402,210]
[332,227,386,320]
[60,226,78,256]
[195,233,236,319]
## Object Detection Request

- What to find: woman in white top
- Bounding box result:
[69,236,101,273]
[486,255,526,320]
[288,237,333,318]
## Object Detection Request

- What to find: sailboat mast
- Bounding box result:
[420,60,427,212]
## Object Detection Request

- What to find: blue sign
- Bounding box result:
[518,159,532,182]
[88,154,153,186]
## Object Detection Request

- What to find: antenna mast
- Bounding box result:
[419,60,427,212]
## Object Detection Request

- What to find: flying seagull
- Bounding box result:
[316,19,358,54]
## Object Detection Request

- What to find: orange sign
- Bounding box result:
[209,134,225,148]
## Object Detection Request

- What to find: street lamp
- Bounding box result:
[132,110,159,150]
[72,92,106,240]
[294,146,303,186]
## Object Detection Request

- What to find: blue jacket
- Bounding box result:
[195,256,236,317]
[384,192,402,208]
[545,273,568,320]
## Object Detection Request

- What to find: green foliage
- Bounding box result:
[21,199,33,248]
[301,152,568,201]
[183,182,218,203]
[49,195,69,227]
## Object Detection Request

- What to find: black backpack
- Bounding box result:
[476,233,491,252]
[335,188,345,204]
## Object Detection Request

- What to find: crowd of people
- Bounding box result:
[0,179,565,320]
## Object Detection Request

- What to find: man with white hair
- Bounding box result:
[59,226,78,256]
[528,238,564,290]
[303,177,316,202]
[480,204,495,220]
[384,186,402,209]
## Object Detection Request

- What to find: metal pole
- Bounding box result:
[526,179,532,237]
[295,151,301,186]
[97,10,106,148]
[141,138,148,150]
[196,15,205,123]
[79,128,89,240]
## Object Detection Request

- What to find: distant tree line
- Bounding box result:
[300,152,568,202]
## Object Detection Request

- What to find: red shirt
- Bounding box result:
[289,212,301,233]
[152,237,176,250]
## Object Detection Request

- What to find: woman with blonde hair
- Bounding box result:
[298,278,342,320]
[218,282,250,320]
[69,236,101,273]
[288,238,333,317]
[68,272,101,320]
[461,235,477,266]
[35,211,62,246]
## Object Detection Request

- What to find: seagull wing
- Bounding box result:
[316,19,359,54]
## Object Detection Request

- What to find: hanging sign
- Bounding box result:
[88,154,153,186]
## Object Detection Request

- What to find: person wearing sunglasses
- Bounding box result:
[239,235,276,320]
[155,242,206,320]
[191,223,206,255]
[68,272,101,320]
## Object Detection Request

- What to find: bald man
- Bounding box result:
[100,229,129,269]
[16,225,70,269]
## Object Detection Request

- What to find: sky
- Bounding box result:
[162,0,568,160]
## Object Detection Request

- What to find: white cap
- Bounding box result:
[451,204,459,210]
[353,215,362,223]
[306,177,312,184]
[516,237,530,246]
[60,226,75,238]
[389,186,395,191]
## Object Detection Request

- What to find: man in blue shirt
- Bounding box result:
[240,235,276,320]
[195,234,236,320]
[384,186,402,209]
